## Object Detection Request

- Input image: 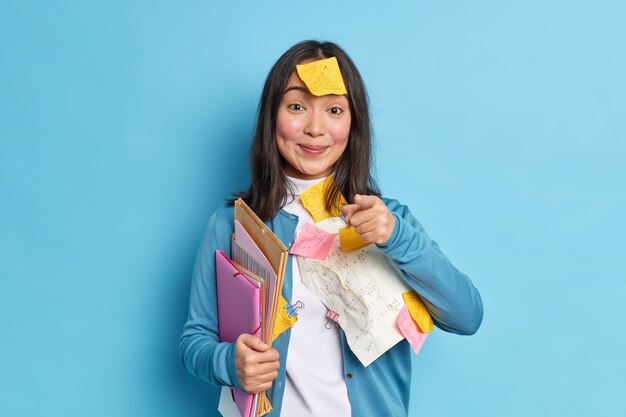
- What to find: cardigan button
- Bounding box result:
[345,373,353,379]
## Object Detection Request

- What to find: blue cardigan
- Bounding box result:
[180,197,483,417]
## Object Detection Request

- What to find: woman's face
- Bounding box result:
[275,70,351,180]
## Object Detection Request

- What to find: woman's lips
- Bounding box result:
[299,145,328,154]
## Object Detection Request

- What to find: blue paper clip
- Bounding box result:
[285,300,305,318]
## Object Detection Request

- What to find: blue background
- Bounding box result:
[1,1,625,416]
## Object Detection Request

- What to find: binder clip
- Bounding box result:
[285,300,305,318]
[325,309,340,329]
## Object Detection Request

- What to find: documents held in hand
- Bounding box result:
[216,198,288,417]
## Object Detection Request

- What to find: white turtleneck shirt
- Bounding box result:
[279,176,351,417]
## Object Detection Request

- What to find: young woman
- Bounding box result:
[180,40,483,417]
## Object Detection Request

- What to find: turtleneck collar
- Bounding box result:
[285,175,328,196]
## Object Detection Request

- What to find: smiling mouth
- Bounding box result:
[299,145,328,154]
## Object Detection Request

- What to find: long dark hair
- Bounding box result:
[234,40,380,221]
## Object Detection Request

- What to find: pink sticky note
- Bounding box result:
[289,223,337,260]
[397,305,429,355]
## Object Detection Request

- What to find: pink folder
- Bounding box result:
[233,220,277,343]
[215,250,261,417]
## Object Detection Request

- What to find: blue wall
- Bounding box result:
[1,1,624,416]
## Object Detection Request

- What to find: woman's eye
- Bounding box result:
[288,104,304,111]
[329,107,344,115]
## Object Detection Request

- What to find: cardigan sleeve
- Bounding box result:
[377,198,483,335]
[179,207,244,390]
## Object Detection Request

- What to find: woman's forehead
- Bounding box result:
[283,71,349,102]
[285,71,306,88]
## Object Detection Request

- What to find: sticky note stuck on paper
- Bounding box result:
[296,57,348,96]
[339,226,370,252]
[300,177,347,223]
[402,291,434,333]
[397,305,429,355]
[290,223,337,260]
[272,295,297,342]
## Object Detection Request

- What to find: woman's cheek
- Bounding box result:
[277,118,302,143]
[331,121,351,144]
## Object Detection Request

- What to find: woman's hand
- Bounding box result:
[235,334,280,393]
[341,194,396,245]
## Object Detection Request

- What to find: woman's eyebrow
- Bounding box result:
[284,85,309,94]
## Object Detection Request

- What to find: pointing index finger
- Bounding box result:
[341,203,361,224]
[354,194,378,209]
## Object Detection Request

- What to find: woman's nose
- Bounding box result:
[303,110,326,138]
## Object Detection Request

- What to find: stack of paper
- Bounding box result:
[216,198,288,417]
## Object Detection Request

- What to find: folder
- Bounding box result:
[216,199,289,417]
[215,250,261,417]
[232,220,275,343]
[233,198,288,347]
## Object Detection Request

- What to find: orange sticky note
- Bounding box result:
[339,226,370,252]
[300,177,347,223]
[272,295,297,342]
[397,305,429,355]
[402,291,433,333]
[296,57,348,96]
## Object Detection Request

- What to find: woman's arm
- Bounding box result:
[179,207,280,392]
[179,208,243,389]
[342,196,483,335]
[378,198,483,335]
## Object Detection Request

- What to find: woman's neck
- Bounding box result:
[285,175,327,196]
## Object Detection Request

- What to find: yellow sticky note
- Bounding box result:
[300,177,347,223]
[296,57,348,96]
[402,291,434,333]
[272,295,297,342]
[339,226,370,252]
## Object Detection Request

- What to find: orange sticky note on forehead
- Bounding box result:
[296,57,348,96]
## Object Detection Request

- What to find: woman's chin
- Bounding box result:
[295,168,332,180]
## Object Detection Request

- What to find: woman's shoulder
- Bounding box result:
[201,201,235,243]
[209,200,235,222]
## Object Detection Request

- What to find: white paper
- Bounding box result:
[298,236,411,366]
[218,386,242,417]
